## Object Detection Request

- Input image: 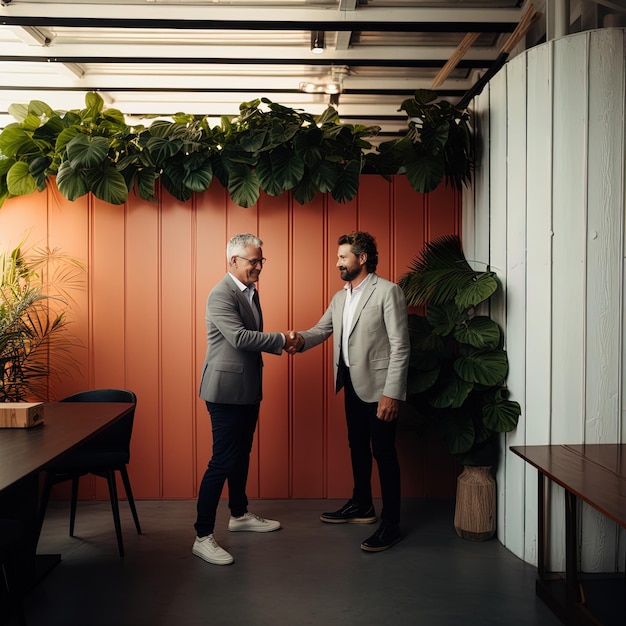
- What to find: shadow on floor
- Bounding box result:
[10,498,561,626]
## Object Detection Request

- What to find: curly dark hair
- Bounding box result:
[337,231,378,273]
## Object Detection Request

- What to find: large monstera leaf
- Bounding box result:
[482,391,521,433]
[331,159,360,203]
[454,348,508,387]
[66,135,110,169]
[6,161,37,196]
[405,151,446,194]
[454,316,501,350]
[56,160,89,201]
[429,374,474,409]
[86,166,129,205]
[226,163,260,208]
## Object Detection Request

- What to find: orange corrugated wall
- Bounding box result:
[0,177,460,500]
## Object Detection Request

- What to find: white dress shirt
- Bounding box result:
[341,272,372,366]
[228,273,260,328]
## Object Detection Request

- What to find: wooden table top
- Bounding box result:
[0,402,134,493]
[511,444,626,529]
[563,443,626,477]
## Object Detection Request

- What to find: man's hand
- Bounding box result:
[284,330,304,354]
[377,395,400,422]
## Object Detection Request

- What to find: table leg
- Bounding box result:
[564,490,580,607]
[537,471,546,579]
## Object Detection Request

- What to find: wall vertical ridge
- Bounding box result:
[0,176,460,501]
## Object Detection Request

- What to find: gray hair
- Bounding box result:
[227,233,263,265]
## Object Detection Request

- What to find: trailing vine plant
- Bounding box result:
[0,90,471,209]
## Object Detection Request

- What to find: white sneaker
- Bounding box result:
[228,512,281,533]
[192,535,234,565]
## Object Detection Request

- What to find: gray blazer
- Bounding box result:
[199,274,284,404]
[299,273,410,403]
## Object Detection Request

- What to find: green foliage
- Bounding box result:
[371,89,473,193]
[0,91,472,209]
[399,235,520,466]
[0,244,84,401]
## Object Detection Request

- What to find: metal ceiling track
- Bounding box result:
[0,4,523,31]
[0,17,519,33]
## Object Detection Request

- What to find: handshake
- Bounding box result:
[283,330,304,354]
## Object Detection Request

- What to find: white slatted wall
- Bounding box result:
[464,28,626,571]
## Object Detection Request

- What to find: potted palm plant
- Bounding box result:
[399,235,521,540]
[0,243,84,402]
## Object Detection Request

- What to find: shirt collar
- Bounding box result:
[343,271,372,293]
[228,272,255,293]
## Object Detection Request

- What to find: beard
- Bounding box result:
[339,266,360,282]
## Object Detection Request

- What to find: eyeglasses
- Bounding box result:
[236,255,266,267]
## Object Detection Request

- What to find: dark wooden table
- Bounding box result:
[511,444,626,626]
[0,402,134,492]
[0,401,134,586]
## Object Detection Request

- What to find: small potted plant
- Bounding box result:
[0,243,84,402]
[399,234,521,540]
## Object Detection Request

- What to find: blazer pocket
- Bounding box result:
[370,357,389,370]
[216,361,244,373]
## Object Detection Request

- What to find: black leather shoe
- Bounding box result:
[320,499,377,524]
[360,521,400,552]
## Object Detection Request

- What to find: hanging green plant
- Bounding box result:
[371,89,473,193]
[0,91,472,209]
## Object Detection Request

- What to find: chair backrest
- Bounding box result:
[61,389,136,404]
[60,389,137,459]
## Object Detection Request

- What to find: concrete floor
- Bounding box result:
[11,498,562,626]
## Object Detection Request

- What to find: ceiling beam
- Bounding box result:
[0,42,500,63]
[0,8,522,32]
[0,18,519,33]
[9,25,51,45]
[0,55,492,69]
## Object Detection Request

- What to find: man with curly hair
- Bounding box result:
[292,231,410,552]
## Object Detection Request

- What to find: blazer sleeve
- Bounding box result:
[298,291,342,350]
[380,283,410,400]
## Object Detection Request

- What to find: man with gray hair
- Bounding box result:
[193,233,299,565]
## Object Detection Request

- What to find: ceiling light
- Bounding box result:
[299,82,325,94]
[311,31,325,54]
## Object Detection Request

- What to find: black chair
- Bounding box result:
[39,389,142,557]
[0,519,27,626]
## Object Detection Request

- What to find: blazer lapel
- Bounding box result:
[333,289,347,332]
[232,281,258,329]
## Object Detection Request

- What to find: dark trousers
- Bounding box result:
[343,367,401,524]
[194,401,259,537]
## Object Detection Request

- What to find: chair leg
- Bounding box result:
[69,477,80,537]
[106,470,124,558]
[119,465,142,535]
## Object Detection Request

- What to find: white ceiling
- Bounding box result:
[0,0,609,137]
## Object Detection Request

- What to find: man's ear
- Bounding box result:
[360,253,367,266]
